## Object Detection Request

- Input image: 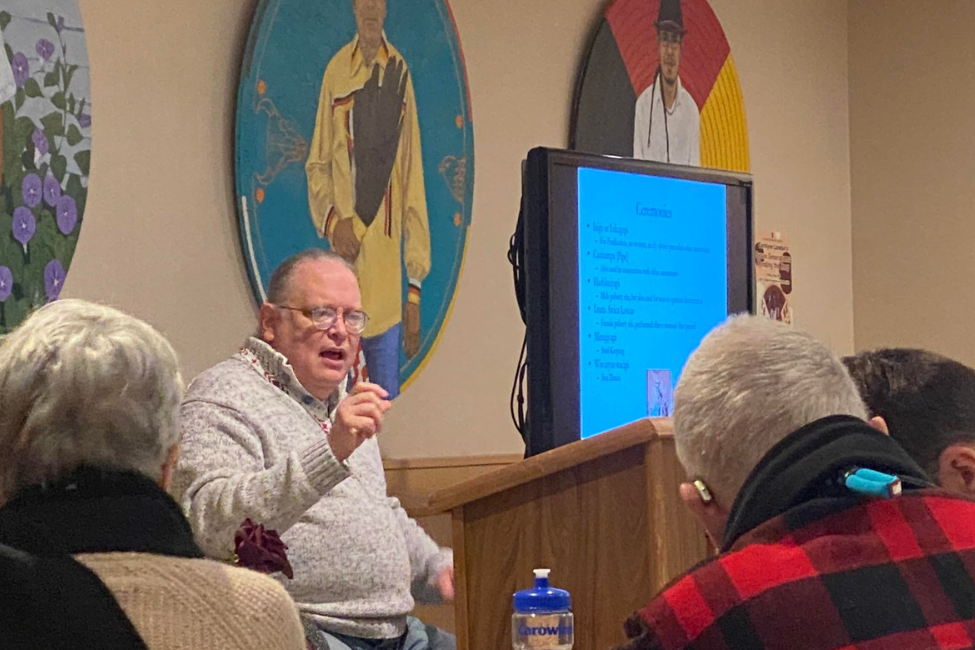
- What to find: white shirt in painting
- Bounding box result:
[633,75,700,166]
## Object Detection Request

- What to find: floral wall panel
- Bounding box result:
[0,1,89,330]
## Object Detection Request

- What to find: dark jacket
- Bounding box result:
[619,416,975,650]
[0,466,204,650]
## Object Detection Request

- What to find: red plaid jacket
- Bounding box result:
[620,417,975,650]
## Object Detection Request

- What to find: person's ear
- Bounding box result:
[258,303,279,343]
[937,444,975,495]
[868,415,889,435]
[679,480,727,549]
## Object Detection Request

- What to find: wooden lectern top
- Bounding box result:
[425,418,673,515]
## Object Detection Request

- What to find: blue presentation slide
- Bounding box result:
[578,167,728,439]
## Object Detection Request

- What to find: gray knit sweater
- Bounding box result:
[172,338,451,639]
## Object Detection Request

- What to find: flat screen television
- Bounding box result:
[518,147,753,456]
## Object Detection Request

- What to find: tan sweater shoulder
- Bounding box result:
[77,553,305,650]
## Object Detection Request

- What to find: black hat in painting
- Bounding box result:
[655,0,686,35]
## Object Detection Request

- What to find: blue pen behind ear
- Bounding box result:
[843,467,902,499]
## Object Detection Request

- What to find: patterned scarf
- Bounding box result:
[238,337,344,435]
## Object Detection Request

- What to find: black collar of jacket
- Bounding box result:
[721,415,933,551]
[0,465,204,559]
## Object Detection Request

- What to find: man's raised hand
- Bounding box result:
[328,382,391,461]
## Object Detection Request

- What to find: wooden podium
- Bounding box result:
[423,418,711,650]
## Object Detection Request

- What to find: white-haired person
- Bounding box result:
[173,250,454,650]
[616,315,975,650]
[0,299,306,650]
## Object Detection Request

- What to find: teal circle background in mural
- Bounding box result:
[236,0,474,399]
[0,1,91,332]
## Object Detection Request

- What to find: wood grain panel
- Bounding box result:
[646,438,713,584]
[383,454,523,634]
[383,421,710,650]
[460,445,657,650]
[451,508,470,650]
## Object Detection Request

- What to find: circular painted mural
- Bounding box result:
[0,1,90,331]
[572,0,749,172]
[236,0,474,399]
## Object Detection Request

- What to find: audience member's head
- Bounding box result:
[843,348,975,494]
[673,315,868,539]
[0,299,182,502]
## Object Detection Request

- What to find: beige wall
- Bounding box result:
[850,0,975,362]
[66,0,854,459]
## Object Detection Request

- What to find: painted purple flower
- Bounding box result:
[0,267,11,302]
[44,174,61,206]
[11,52,28,88]
[56,195,76,234]
[35,39,54,61]
[56,16,65,33]
[21,174,42,208]
[32,128,49,156]
[44,259,65,301]
[12,206,35,246]
[78,113,91,129]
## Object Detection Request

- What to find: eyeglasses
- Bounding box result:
[277,305,369,334]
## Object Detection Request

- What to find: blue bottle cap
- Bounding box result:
[513,569,571,612]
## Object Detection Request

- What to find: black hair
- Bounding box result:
[842,348,975,478]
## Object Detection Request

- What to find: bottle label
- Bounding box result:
[516,614,573,647]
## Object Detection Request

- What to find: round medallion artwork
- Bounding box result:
[0,2,90,331]
[572,0,749,172]
[236,0,474,399]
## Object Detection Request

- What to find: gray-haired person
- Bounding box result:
[614,316,974,650]
[0,299,306,650]
[173,249,455,650]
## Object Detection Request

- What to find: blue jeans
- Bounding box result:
[361,322,402,399]
[322,617,456,650]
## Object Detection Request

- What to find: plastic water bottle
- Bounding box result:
[512,568,573,650]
